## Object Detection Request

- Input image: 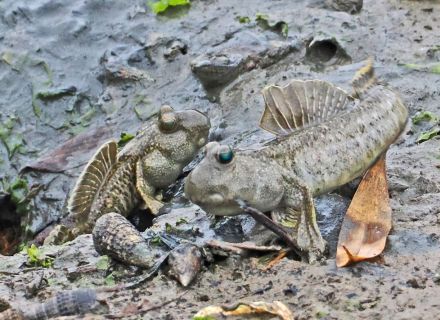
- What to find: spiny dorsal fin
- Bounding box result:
[260,79,352,136]
[67,140,118,223]
[351,58,376,98]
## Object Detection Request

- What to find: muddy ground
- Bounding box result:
[1,0,440,319]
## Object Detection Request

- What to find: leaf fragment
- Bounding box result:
[25,244,54,268]
[336,154,391,267]
[412,111,439,124]
[193,301,294,320]
[236,16,250,24]
[255,13,288,37]
[35,86,77,101]
[117,132,135,148]
[403,62,440,74]
[417,127,440,143]
[149,0,190,14]
[0,115,25,159]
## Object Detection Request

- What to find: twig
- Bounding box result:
[235,199,301,257]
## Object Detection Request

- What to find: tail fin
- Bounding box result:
[351,58,377,98]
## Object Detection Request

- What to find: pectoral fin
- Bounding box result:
[260,80,352,135]
[135,160,164,215]
[68,140,118,224]
[336,153,391,267]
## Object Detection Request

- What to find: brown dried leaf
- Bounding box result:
[336,153,392,267]
[21,126,114,173]
[194,301,294,320]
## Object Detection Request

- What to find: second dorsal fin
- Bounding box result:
[67,140,118,223]
[260,79,352,136]
[351,58,376,98]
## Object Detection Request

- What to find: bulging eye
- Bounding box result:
[159,113,177,132]
[217,146,234,164]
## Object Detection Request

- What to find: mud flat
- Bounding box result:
[1,0,440,319]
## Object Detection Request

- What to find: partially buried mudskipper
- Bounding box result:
[68,105,210,235]
[184,61,408,263]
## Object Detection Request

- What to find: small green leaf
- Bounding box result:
[281,23,289,37]
[403,62,440,75]
[165,222,176,234]
[175,218,188,226]
[236,16,250,24]
[316,310,330,319]
[104,273,116,286]
[148,0,190,14]
[117,132,135,148]
[417,127,440,143]
[150,235,162,245]
[25,244,54,268]
[255,13,288,37]
[193,316,217,320]
[412,111,439,125]
[96,255,110,270]
[35,86,76,100]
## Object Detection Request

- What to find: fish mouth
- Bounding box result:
[191,194,241,216]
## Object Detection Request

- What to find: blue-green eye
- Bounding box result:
[218,147,234,164]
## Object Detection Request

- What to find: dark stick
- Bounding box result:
[235,199,302,257]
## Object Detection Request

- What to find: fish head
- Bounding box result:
[158,105,211,149]
[184,141,285,216]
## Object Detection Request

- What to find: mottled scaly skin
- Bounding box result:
[185,84,408,262]
[88,159,138,228]
[75,107,210,234]
[263,86,408,196]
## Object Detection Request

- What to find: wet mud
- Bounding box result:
[1,0,440,319]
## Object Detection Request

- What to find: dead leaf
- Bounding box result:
[336,153,392,267]
[261,249,288,271]
[194,301,294,320]
[21,126,114,173]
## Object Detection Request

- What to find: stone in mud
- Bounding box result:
[324,0,363,14]
[168,243,202,287]
[99,46,154,83]
[0,308,24,320]
[191,30,300,89]
[164,40,188,61]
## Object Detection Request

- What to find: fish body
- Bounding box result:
[69,105,210,234]
[185,61,408,262]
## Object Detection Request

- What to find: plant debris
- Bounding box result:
[24,244,54,268]
[0,114,25,160]
[417,127,440,143]
[236,16,251,24]
[412,111,439,124]
[403,62,440,74]
[2,177,30,215]
[255,13,288,37]
[336,154,391,267]
[35,86,77,101]
[149,0,190,14]
[22,125,114,173]
[193,301,294,320]
[117,132,135,148]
